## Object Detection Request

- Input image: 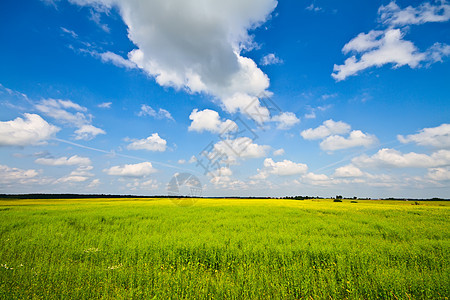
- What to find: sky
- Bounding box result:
[0,0,449,198]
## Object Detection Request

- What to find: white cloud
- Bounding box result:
[87,178,100,188]
[126,178,160,190]
[260,53,283,66]
[320,130,377,151]
[273,148,285,156]
[305,3,322,12]
[261,158,308,176]
[70,0,280,121]
[35,155,91,166]
[0,164,39,185]
[302,172,331,185]
[35,98,105,140]
[398,123,450,149]
[127,133,167,152]
[213,137,270,160]
[271,112,300,130]
[0,113,59,146]
[55,166,94,183]
[333,1,450,81]
[333,164,364,178]
[352,148,450,168]
[36,99,88,126]
[89,8,110,32]
[188,109,237,133]
[138,104,174,121]
[104,162,157,177]
[301,119,351,140]
[61,27,78,38]
[74,125,106,140]
[379,1,450,26]
[427,167,450,181]
[97,102,112,108]
[333,29,426,81]
[99,51,136,69]
[178,159,186,164]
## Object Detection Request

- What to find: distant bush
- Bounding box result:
[350,201,358,203]
[333,199,342,202]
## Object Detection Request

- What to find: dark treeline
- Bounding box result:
[0,194,448,201]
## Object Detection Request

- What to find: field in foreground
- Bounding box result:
[0,198,449,299]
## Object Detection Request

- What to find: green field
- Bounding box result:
[0,198,449,299]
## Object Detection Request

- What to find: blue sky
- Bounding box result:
[0,0,449,198]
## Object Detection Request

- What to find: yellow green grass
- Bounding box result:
[0,198,449,299]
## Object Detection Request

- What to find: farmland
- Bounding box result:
[0,198,449,299]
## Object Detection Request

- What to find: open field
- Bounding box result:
[0,198,449,299]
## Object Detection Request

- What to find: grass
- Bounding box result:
[0,198,449,299]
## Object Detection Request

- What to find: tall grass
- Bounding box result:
[0,198,449,299]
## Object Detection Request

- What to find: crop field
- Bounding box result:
[0,198,449,299]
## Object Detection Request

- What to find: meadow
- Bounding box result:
[0,197,449,299]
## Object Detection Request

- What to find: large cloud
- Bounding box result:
[35,99,105,140]
[0,164,39,185]
[378,1,450,26]
[0,113,59,146]
[104,162,157,177]
[398,123,450,149]
[333,1,450,81]
[352,148,450,168]
[71,0,278,121]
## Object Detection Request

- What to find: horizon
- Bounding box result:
[1,0,449,198]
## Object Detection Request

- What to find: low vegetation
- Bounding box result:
[0,198,449,299]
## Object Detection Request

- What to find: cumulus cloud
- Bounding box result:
[35,155,91,166]
[301,120,376,151]
[260,53,283,66]
[97,51,137,69]
[138,104,174,121]
[352,148,450,168]
[332,29,426,81]
[127,133,167,152]
[378,1,450,26]
[0,164,39,185]
[0,113,59,146]
[320,130,377,151]
[333,1,450,81]
[271,112,300,130]
[333,164,364,178]
[55,165,94,183]
[301,119,351,140]
[301,172,331,185]
[253,158,308,179]
[70,0,285,122]
[104,162,157,177]
[74,125,106,140]
[188,109,237,133]
[35,98,105,140]
[398,123,450,149]
[213,137,270,161]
